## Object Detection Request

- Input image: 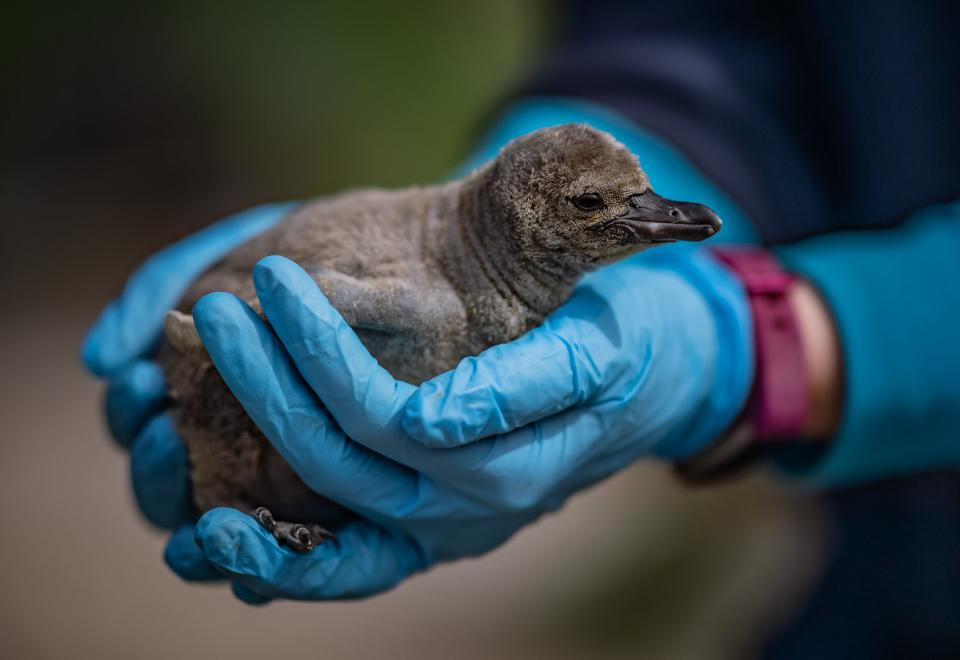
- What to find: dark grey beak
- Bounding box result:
[604,191,722,243]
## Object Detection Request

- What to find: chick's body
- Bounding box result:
[177,187,470,382]
[161,124,722,551]
[164,186,472,537]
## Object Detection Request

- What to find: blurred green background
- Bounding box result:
[0,2,824,658]
[2,0,550,197]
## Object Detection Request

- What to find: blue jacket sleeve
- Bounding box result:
[775,202,960,486]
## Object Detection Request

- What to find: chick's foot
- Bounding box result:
[251,506,335,553]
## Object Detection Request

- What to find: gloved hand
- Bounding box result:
[81,203,293,601]
[181,247,752,602]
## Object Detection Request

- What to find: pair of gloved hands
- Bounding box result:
[83,199,752,604]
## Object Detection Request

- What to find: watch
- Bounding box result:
[677,246,810,482]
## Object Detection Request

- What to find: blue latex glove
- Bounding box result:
[86,98,758,603]
[82,203,292,601]
[82,203,294,380]
[182,249,752,601]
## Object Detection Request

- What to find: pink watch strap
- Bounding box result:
[711,247,809,441]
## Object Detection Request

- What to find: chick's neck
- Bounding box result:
[430,164,580,322]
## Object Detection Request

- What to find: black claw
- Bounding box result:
[251,507,277,532]
[294,525,315,551]
[281,524,315,553]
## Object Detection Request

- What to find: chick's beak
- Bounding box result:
[611,191,722,243]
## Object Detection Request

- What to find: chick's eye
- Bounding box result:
[571,193,605,212]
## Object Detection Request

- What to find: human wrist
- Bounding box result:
[772,202,960,486]
[790,279,842,439]
[676,247,830,480]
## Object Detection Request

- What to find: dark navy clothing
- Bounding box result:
[761,475,960,660]
[517,3,960,657]
[525,0,960,243]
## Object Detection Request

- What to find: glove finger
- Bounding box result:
[105,360,168,448]
[247,255,566,483]
[192,292,427,521]
[164,525,224,582]
[400,291,614,448]
[130,415,193,529]
[196,509,425,601]
[82,202,294,378]
[251,256,416,446]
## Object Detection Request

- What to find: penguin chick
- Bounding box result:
[161,123,722,551]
